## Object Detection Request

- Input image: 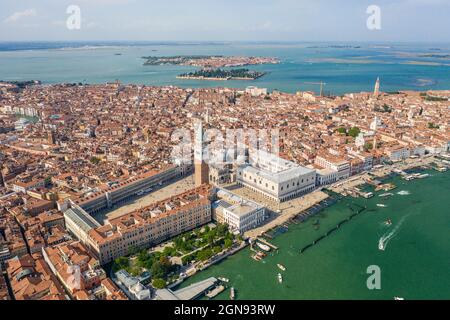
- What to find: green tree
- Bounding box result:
[348,127,361,138]
[224,239,233,249]
[112,257,130,272]
[152,278,166,289]
[337,127,347,135]
[196,249,213,262]
[364,143,374,152]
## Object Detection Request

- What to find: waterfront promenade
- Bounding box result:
[330,156,437,194]
[238,156,438,239]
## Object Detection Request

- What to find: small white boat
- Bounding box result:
[394,297,404,300]
[230,287,235,300]
[378,239,385,251]
[277,264,286,271]
[277,273,283,284]
[256,243,271,252]
[377,204,387,208]
[385,219,393,226]
[218,277,229,283]
[379,193,394,198]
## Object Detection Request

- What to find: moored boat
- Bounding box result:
[230,287,236,300]
[379,193,394,198]
[277,264,286,271]
[256,242,271,252]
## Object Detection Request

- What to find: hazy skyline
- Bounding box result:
[1,0,450,42]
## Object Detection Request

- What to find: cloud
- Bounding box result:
[4,9,37,24]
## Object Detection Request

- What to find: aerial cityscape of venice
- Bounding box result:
[0,0,449,306]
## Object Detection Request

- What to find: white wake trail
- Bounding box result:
[378,214,410,251]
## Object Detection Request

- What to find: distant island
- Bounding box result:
[142,55,279,68]
[418,53,450,59]
[177,68,266,81]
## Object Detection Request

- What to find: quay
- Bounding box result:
[330,156,437,196]
[244,190,329,239]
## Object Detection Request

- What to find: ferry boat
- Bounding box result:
[230,287,236,300]
[256,243,271,252]
[277,264,286,271]
[277,273,283,284]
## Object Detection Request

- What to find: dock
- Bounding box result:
[206,285,225,299]
[257,237,278,250]
[155,277,218,300]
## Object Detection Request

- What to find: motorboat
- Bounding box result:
[277,264,286,272]
[256,243,271,252]
[230,287,236,300]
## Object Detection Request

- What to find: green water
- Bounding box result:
[178,171,450,300]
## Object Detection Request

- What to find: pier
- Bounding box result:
[156,277,218,300]
[257,237,278,251]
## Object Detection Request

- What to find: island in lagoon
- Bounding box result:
[177,68,267,81]
[142,55,280,68]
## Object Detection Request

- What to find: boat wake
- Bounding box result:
[378,215,410,251]
[397,190,410,196]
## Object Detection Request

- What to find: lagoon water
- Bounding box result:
[178,171,450,300]
[1,42,450,95]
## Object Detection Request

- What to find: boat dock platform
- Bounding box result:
[206,285,225,299]
[155,277,218,300]
[257,237,278,250]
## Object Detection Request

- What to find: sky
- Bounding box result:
[0,0,449,42]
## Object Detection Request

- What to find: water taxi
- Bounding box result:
[379,193,394,198]
[277,273,283,284]
[206,285,225,299]
[256,243,271,252]
[277,264,286,271]
[230,287,236,300]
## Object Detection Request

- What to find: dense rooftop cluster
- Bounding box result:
[0,81,449,300]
